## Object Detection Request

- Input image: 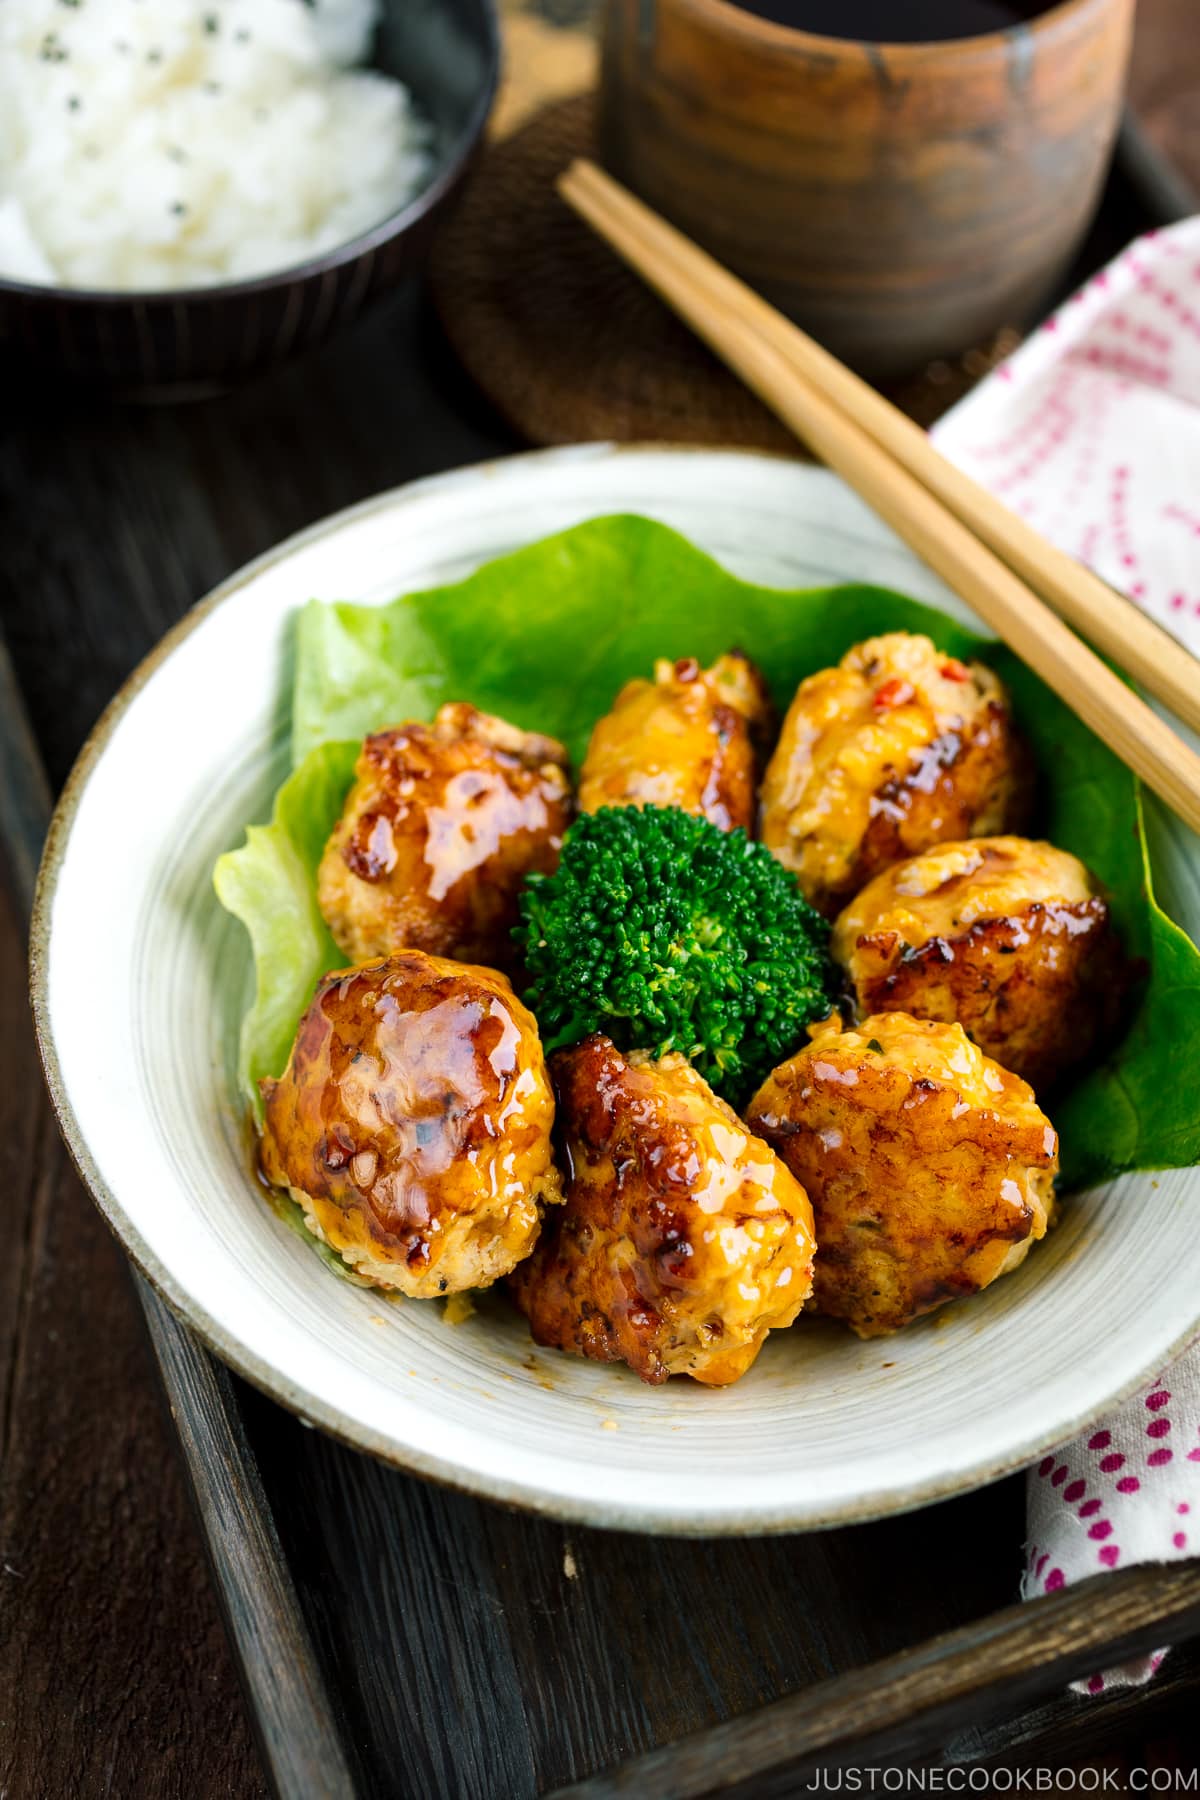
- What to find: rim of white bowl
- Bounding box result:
[28,443,1200,1535]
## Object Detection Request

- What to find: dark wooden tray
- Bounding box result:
[4,123,1198,1799]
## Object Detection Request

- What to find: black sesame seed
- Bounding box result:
[203,11,219,32]
[170,202,188,216]
[66,94,81,110]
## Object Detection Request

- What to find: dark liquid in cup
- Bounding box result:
[728,0,1056,40]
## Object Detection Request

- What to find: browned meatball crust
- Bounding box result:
[260,951,562,1296]
[511,1035,816,1385]
[318,703,572,969]
[746,1012,1057,1338]
[759,633,1031,915]
[578,651,773,833]
[832,838,1127,1089]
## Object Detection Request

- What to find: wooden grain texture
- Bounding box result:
[0,743,268,1799]
[547,1561,1200,1797]
[0,290,507,792]
[246,1379,1032,1797]
[139,1291,356,1800]
[944,1636,1200,1766]
[599,0,1133,379]
[1128,0,1200,200]
[496,0,1200,204]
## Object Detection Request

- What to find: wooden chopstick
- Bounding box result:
[561,158,1200,740]
[559,158,1200,839]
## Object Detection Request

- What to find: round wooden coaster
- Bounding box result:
[430,93,1020,450]
[430,94,796,452]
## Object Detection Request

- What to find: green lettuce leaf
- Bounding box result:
[213,738,358,1112]
[291,514,983,767]
[216,514,1200,1188]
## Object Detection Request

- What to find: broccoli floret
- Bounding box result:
[516,805,834,1103]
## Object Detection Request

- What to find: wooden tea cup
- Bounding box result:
[598,0,1134,379]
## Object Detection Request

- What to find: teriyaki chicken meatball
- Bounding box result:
[511,1034,816,1385]
[259,951,563,1296]
[746,1012,1057,1338]
[318,703,572,970]
[832,837,1127,1089]
[579,650,773,833]
[759,633,1030,915]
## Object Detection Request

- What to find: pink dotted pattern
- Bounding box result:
[1023,1379,1200,1696]
[933,217,1200,652]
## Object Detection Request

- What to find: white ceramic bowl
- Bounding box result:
[31,445,1200,1535]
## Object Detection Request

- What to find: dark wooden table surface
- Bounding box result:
[2,10,1199,1796]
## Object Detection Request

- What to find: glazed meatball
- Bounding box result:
[318,703,572,969]
[510,1035,815,1385]
[832,837,1126,1089]
[746,1012,1057,1338]
[759,633,1029,915]
[578,651,773,832]
[259,951,563,1297]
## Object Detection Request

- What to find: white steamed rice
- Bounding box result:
[0,0,434,291]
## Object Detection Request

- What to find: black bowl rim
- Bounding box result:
[682,0,1118,59]
[0,0,500,310]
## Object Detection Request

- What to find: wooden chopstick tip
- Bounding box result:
[558,158,617,207]
[556,159,590,200]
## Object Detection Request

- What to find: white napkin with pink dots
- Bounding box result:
[934,219,1200,636]
[931,216,1200,1692]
